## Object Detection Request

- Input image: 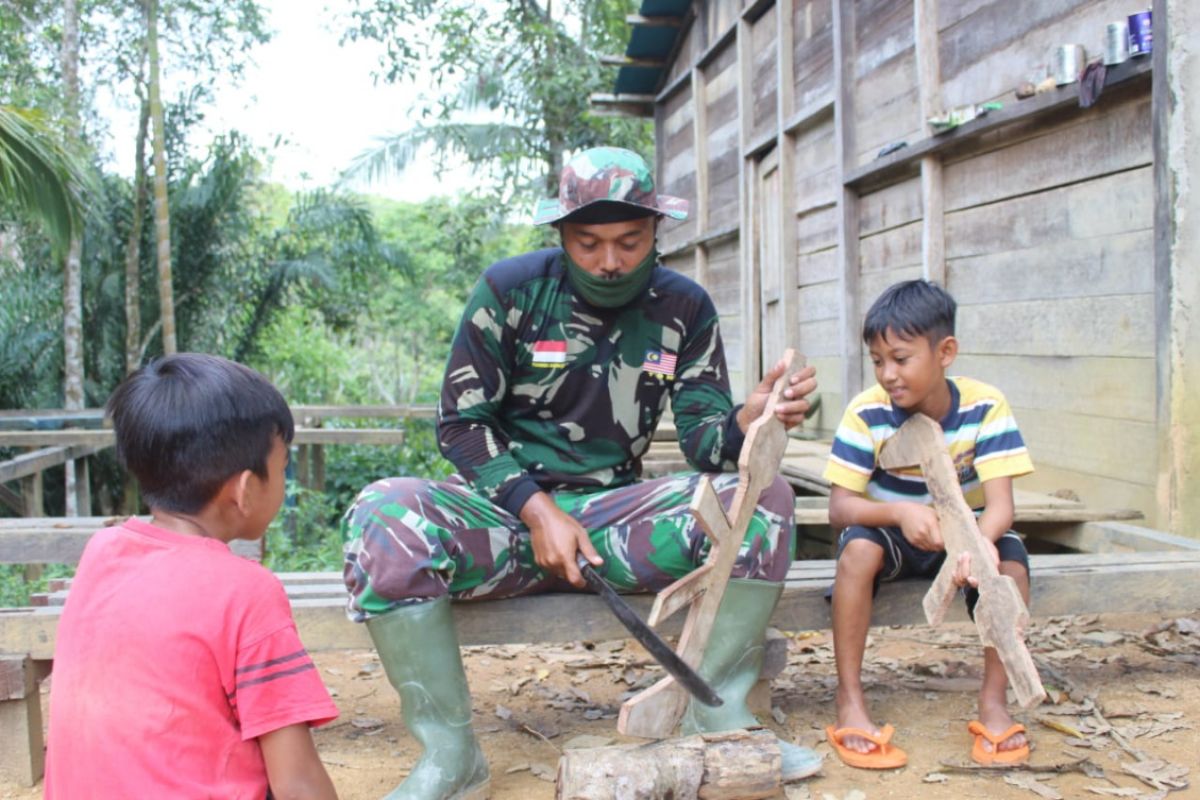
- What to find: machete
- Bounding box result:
[576,555,723,708]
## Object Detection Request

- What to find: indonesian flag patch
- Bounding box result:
[642,349,677,380]
[531,340,567,368]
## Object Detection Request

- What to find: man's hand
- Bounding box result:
[896,502,944,552]
[520,492,602,588]
[737,357,817,433]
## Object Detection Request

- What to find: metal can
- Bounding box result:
[1104,21,1130,65]
[1052,44,1086,85]
[1128,10,1152,56]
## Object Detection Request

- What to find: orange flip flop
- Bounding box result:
[968,720,1030,765]
[825,723,908,769]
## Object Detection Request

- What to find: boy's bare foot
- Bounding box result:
[835,687,885,754]
[976,697,1028,753]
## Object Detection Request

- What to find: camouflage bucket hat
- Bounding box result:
[532,146,689,225]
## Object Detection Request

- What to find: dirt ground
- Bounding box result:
[4,611,1197,799]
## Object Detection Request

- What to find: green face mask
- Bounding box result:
[564,247,658,308]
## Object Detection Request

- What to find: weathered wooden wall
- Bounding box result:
[651,0,1183,530]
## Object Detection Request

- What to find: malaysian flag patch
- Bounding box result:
[531,340,567,368]
[642,349,677,380]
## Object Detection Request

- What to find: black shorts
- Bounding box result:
[828,525,1030,617]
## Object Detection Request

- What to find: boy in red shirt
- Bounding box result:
[45,354,339,799]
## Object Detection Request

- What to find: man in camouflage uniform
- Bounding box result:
[342,147,821,800]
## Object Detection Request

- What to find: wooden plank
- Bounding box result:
[1037,520,1200,554]
[955,294,1154,359]
[833,0,862,406]
[792,498,1143,526]
[0,485,24,516]
[951,355,1156,423]
[0,519,262,564]
[0,655,43,787]
[20,468,43,519]
[943,95,1151,214]
[948,230,1154,307]
[0,445,100,484]
[844,56,1152,192]
[1015,463,1159,528]
[0,404,435,427]
[737,15,758,398]
[7,551,1200,661]
[0,427,407,448]
[749,4,779,143]
[1154,0,1200,537]
[858,176,923,237]
[939,0,1129,109]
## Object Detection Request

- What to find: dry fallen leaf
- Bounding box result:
[349,716,384,730]
[563,734,614,749]
[530,762,556,782]
[494,704,513,720]
[1004,773,1064,799]
[1039,716,1085,738]
[923,772,949,783]
[1120,759,1189,791]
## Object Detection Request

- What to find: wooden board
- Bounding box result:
[0,427,407,448]
[6,550,1200,661]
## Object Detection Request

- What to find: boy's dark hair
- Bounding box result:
[106,353,294,514]
[862,279,957,346]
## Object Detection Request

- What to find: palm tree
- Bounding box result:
[0,105,86,255]
[146,0,177,354]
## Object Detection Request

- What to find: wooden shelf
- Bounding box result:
[843,56,1153,193]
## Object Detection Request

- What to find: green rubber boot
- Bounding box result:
[366,597,490,800]
[680,579,822,781]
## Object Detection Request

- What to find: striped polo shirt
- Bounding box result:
[823,376,1033,510]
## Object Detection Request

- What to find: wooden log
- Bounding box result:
[556,729,781,800]
[878,413,1046,709]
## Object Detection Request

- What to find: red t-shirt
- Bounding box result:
[45,519,339,799]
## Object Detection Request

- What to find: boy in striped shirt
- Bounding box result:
[823,280,1034,769]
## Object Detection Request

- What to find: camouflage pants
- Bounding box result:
[341,472,796,621]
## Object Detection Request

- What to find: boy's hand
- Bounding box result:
[950,537,1000,588]
[896,503,944,551]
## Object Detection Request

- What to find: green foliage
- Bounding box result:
[262,420,453,573]
[0,564,74,608]
[0,105,91,254]
[343,0,652,202]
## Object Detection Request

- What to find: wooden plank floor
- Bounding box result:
[5,550,1200,660]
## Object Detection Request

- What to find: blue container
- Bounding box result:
[1128,10,1152,56]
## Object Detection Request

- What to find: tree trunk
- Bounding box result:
[124,91,149,375]
[61,0,84,516]
[147,0,177,355]
[555,730,782,800]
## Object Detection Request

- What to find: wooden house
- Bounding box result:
[598,0,1199,536]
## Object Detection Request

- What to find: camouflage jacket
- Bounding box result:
[438,248,745,516]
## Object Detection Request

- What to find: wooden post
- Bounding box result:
[776,0,800,357]
[0,655,45,787]
[692,64,710,289]
[21,452,44,517]
[1154,0,1200,537]
[619,351,805,738]
[914,0,945,286]
[878,415,1046,708]
[833,0,862,401]
[557,729,781,800]
[75,457,90,516]
[737,17,760,398]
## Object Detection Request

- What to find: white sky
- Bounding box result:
[98,0,479,202]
